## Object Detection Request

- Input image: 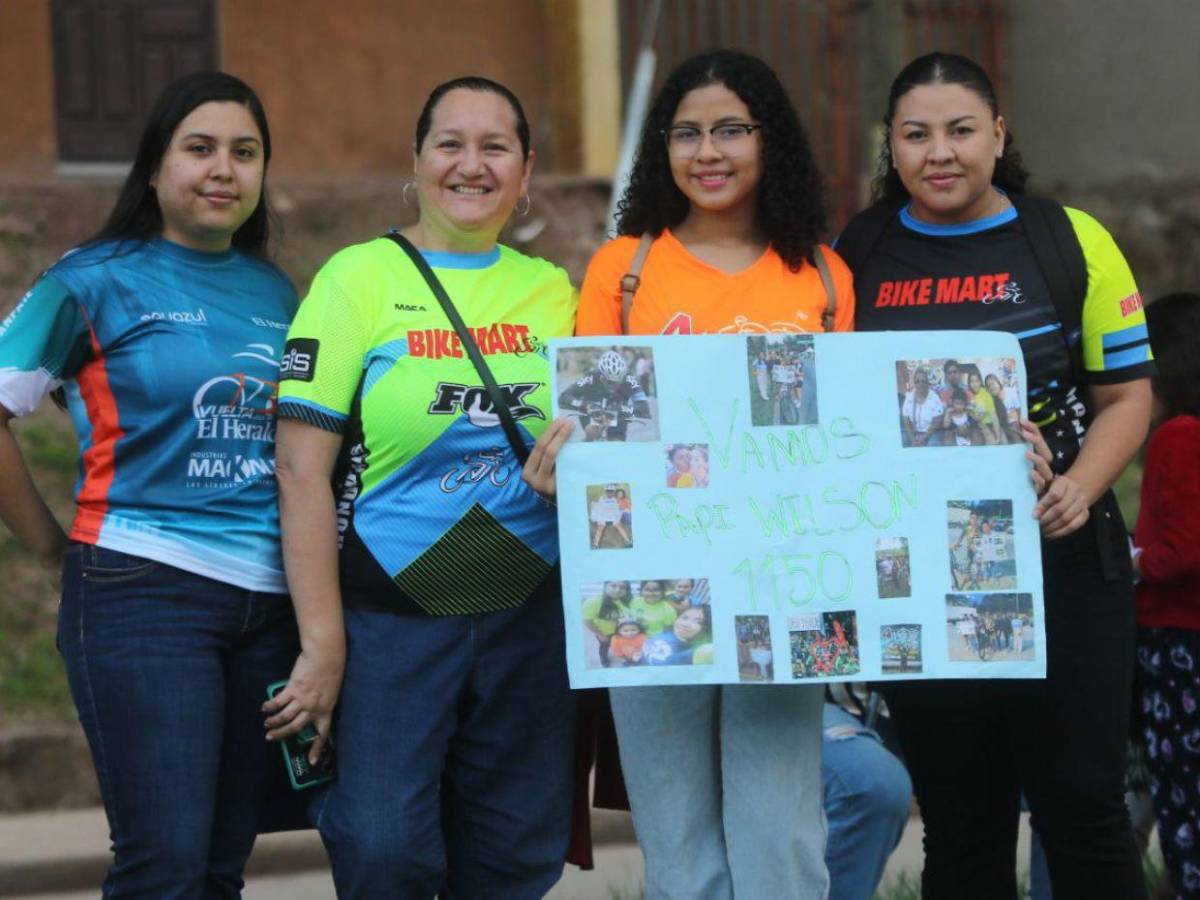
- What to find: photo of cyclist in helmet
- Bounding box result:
[557,347,655,441]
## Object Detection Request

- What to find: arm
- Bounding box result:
[262,418,345,764]
[0,406,67,563]
[1035,379,1150,539]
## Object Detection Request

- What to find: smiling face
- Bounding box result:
[968,372,983,393]
[986,374,1003,397]
[151,101,264,252]
[604,581,629,602]
[890,82,1005,225]
[413,88,532,250]
[913,370,931,398]
[668,82,762,222]
[671,446,691,472]
[674,607,706,642]
[640,581,665,604]
[674,579,694,600]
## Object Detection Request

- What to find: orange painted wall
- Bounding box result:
[0,0,56,174]
[219,0,554,177]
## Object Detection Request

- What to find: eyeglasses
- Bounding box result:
[663,123,762,155]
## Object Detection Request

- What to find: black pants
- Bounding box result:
[882,498,1146,900]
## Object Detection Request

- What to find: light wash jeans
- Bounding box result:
[610,683,827,899]
[822,703,913,900]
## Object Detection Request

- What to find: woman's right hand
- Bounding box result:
[1020,419,1054,496]
[263,642,345,765]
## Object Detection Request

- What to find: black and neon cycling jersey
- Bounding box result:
[851,204,1152,468]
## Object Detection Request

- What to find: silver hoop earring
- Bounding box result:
[517,194,532,217]
[402,181,415,206]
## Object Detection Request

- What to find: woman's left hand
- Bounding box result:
[522,417,574,501]
[1035,472,1090,539]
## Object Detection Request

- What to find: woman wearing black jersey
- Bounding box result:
[838,53,1153,900]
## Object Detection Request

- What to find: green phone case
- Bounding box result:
[266,680,335,790]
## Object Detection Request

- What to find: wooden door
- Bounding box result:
[52,0,216,163]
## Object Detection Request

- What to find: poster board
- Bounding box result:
[551,331,1045,688]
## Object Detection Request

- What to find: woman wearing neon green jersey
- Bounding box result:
[264,76,577,898]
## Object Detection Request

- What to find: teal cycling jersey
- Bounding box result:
[0,238,297,591]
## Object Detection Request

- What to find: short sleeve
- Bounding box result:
[0,274,90,416]
[1066,208,1154,385]
[276,254,377,433]
[577,238,639,337]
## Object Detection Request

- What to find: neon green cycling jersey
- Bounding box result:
[277,237,577,615]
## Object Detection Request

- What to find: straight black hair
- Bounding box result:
[89,71,274,257]
[415,76,531,160]
[1145,292,1200,418]
[873,52,1029,204]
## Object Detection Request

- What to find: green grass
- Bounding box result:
[17,420,78,474]
[0,628,71,716]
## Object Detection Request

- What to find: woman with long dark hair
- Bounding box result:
[0,71,298,896]
[837,52,1153,899]
[568,48,854,898]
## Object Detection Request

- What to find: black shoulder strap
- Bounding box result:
[832,199,904,274]
[1010,194,1088,385]
[383,231,530,465]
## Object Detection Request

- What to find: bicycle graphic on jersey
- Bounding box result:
[439,448,513,493]
[192,344,281,419]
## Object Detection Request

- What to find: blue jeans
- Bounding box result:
[58,543,300,899]
[610,683,827,899]
[822,703,912,900]
[315,587,574,899]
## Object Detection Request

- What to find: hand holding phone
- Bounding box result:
[265,680,336,790]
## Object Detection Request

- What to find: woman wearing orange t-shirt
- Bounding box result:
[569,49,852,899]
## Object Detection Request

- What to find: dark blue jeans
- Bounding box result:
[315,585,574,899]
[58,543,300,899]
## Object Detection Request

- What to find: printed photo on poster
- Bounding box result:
[586,482,633,549]
[736,615,774,682]
[581,579,712,669]
[948,500,1017,590]
[665,443,710,488]
[556,345,660,442]
[789,611,860,679]
[946,593,1035,662]
[746,334,818,426]
[881,624,923,674]
[875,537,911,598]
[895,357,1023,448]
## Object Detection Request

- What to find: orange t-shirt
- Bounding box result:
[576,229,855,337]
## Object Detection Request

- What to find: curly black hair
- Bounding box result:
[615,49,826,271]
[873,52,1029,204]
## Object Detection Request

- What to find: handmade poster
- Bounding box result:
[551,332,1046,688]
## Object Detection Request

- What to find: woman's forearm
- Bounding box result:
[1065,380,1151,506]
[0,414,67,561]
[277,467,345,656]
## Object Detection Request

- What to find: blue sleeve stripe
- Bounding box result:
[1102,323,1148,349]
[1014,323,1061,341]
[1102,344,1152,370]
[277,398,347,433]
